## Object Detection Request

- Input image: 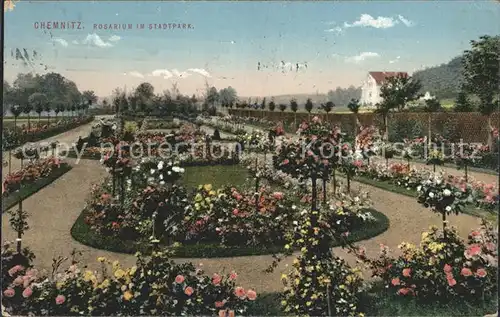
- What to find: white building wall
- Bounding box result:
[360,75,380,107]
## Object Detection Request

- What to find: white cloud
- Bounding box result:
[82,33,113,48]
[151,69,173,79]
[344,14,396,29]
[125,71,144,78]
[109,35,121,42]
[187,68,211,77]
[389,56,401,64]
[52,38,68,47]
[398,15,414,27]
[171,69,191,78]
[72,40,79,45]
[345,52,380,63]
[324,26,343,34]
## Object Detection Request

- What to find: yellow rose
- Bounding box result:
[123,291,133,301]
[203,184,212,191]
[114,269,126,279]
[97,257,106,263]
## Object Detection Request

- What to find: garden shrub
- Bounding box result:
[358,222,497,303]
[1,247,257,316]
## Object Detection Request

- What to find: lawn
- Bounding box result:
[181,164,250,192]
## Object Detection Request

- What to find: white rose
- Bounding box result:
[160,181,165,185]
[167,171,171,175]
[150,169,155,175]
[429,192,435,198]
[436,179,442,185]
[157,161,164,170]
[179,168,185,173]
[159,174,164,180]
[443,189,451,197]
[417,185,422,192]
[445,206,451,212]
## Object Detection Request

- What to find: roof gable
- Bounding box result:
[369,71,408,85]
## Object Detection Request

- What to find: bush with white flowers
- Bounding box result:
[417,173,469,231]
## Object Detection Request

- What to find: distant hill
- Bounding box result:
[240,94,328,106]
[412,56,463,100]
[243,86,361,108]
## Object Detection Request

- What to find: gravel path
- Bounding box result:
[1,120,495,294]
[2,120,97,181]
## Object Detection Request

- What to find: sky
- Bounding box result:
[3,0,500,98]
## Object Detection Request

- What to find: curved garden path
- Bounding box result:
[1,120,496,294]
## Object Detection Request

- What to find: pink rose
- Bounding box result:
[3,288,15,298]
[234,286,246,298]
[13,276,24,286]
[212,273,222,286]
[443,264,452,273]
[22,287,33,298]
[229,271,238,280]
[246,289,257,301]
[55,294,66,305]
[272,192,284,200]
[461,267,472,277]
[175,275,185,284]
[184,286,194,296]
[476,268,487,278]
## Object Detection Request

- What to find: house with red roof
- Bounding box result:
[360,71,408,107]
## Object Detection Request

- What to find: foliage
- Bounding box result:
[268,101,276,112]
[453,91,474,112]
[2,249,256,316]
[279,103,287,112]
[462,35,500,116]
[359,223,497,303]
[347,98,360,114]
[412,56,463,100]
[326,86,362,106]
[304,98,314,114]
[388,119,424,142]
[289,99,298,113]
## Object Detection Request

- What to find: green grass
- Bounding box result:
[2,164,73,212]
[352,174,497,222]
[70,207,389,258]
[181,164,249,191]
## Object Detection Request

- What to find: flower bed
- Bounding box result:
[2,157,72,211]
[2,116,94,150]
[355,222,497,309]
[355,162,498,220]
[1,242,258,316]
[71,154,388,258]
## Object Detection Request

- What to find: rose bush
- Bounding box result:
[1,248,257,316]
[358,222,497,303]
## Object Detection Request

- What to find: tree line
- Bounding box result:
[3,72,97,123]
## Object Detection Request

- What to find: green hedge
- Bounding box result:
[2,164,73,212]
[352,175,497,222]
[71,208,389,258]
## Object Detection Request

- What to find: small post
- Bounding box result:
[464,163,468,183]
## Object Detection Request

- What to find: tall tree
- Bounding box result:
[81,90,98,105]
[206,86,219,108]
[347,98,360,136]
[462,35,500,150]
[219,86,237,108]
[279,103,287,112]
[424,98,442,144]
[378,74,422,140]
[305,98,314,119]
[453,91,474,112]
[10,104,23,130]
[30,92,48,124]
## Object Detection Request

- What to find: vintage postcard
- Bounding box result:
[2,1,499,316]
